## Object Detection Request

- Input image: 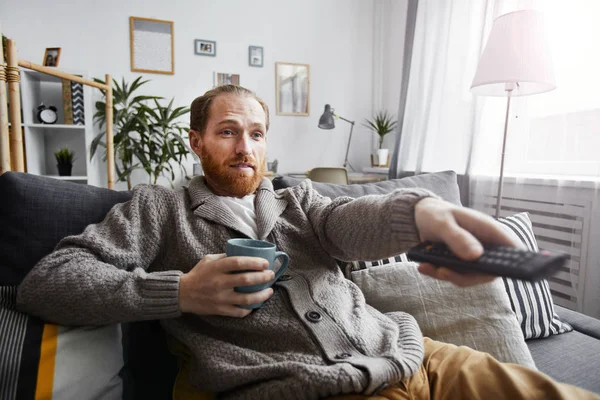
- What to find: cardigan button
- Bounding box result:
[305,311,322,322]
[335,353,352,359]
[279,274,292,281]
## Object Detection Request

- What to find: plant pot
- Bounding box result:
[57,163,72,176]
[377,149,389,167]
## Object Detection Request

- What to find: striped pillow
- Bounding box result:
[0,286,126,400]
[498,212,573,339]
[342,253,412,277]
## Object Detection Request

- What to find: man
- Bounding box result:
[17,85,598,400]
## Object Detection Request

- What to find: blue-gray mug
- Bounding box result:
[226,238,290,309]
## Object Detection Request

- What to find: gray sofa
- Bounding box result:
[0,170,599,398]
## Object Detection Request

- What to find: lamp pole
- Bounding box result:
[339,116,355,172]
[495,88,513,219]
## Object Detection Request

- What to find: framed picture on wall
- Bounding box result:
[214,72,240,87]
[43,47,61,67]
[249,46,263,67]
[195,39,216,56]
[275,62,310,116]
[130,16,174,75]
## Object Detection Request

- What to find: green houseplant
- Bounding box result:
[363,111,397,166]
[54,147,76,176]
[91,77,191,189]
[363,111,397,150]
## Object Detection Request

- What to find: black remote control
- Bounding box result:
[407,242,568,281]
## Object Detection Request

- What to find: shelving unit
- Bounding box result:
[1,36,114,187]
[19,69,103,187]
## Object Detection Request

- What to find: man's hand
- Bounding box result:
[179,254,275,318]
[414,197,523,287]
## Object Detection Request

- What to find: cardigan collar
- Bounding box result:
[187,176,288,240]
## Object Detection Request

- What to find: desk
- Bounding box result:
[286,172,386,184]
[362,167,389,175]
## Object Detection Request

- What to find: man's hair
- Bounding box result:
[190,85,270,134]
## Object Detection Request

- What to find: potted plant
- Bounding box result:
[54,147,76,176]
[363,111,397,167]
[91,77,190,189]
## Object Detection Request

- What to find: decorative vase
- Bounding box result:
[377,148,389,167]
[57,164,72,176]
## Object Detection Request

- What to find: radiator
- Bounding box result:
[469,178,594,312]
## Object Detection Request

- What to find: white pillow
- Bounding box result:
[350,262,537,368]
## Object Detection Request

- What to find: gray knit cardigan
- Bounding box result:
[17,177,435,399]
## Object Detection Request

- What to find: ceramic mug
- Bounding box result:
[226,238,290,309]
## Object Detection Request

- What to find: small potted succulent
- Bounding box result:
[54,147,76,176]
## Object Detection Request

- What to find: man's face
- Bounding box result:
[189,94,267,197]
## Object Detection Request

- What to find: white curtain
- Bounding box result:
[393,0,600,318]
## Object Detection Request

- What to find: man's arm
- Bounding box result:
[16,185,181,326]
[301,181,521,287]
[302,182,435,262]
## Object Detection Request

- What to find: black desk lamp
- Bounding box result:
[318,104,355,171]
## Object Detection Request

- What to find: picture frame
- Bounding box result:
[195,39,216,57]
[275,62,310,116]
[130,16,174,75]
[214,72,240,87]
[43,47,61,67]
[248,46,263,67]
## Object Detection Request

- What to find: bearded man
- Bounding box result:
[17,85,599,400]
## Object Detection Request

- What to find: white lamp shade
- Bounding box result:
[471,10,556,97]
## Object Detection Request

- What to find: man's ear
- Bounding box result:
[189,129,203,155]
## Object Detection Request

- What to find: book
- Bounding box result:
[62,79,73,125]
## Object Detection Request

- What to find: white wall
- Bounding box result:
[1,0,406,188]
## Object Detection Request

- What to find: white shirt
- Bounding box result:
[219,194,259,239]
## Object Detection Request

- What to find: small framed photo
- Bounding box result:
[195,39,216,57]
[249,46,263,67]
[43,47,61,67]
[214,72,240,87]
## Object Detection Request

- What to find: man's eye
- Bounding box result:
[252,132,264,139]
[221,130,234,136]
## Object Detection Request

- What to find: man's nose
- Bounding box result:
[235,134,252,155]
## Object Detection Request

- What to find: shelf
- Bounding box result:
[22,69,87,83]
[9,124,83,129]
[43,175,88,181]
[28,123,86,130]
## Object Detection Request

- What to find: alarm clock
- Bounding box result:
[37,104,58,124]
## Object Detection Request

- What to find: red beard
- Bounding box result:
[200,150,265,197]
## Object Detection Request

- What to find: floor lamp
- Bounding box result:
[318,104,356,172]
[471,10,556,218]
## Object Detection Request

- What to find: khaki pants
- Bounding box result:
[173,338,600,400]
[329,338,599,400]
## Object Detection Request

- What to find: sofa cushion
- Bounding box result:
[0,172,177,399]
[527,331,600,394]
[0,172,132,286]
[273,170,463,205]
[0,286,125,399]
[498,212,573,339]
